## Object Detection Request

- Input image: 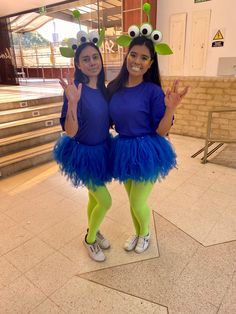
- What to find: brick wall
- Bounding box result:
[162,77,236,140]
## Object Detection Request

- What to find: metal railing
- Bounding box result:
[201,108,236,163]
[14,41,123,69]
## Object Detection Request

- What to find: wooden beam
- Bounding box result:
[46,11,74,23]
[45,0,98,14]
[79,6,121,21]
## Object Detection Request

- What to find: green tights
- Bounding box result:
[124,180,154,236]
[86,185,112,244]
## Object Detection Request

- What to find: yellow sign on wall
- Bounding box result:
[213,30,224,41]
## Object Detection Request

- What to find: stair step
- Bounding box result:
[0,142,56,178]
[0,113,60,138]
[0,103,61,123]
[0,125,62,146]
[0,126,62,156]
[0,95,63,111]
[0,94,64,177]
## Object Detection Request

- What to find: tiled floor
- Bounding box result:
[0,80,235,312]
[0,134,235,314]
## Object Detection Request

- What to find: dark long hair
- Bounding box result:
[107,36,162,99]
[74,42,107,100]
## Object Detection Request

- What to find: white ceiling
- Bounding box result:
[0,0,68,18]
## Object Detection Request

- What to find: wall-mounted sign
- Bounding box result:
[213,30,224,41]
[194,0,210,3]
[212,41,224,47]
[212,28,225,48]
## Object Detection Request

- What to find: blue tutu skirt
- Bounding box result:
[53,135,112,189]
[110,134,177,182]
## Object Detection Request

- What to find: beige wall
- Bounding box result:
[157,0,236,76]
[162,77,236,139]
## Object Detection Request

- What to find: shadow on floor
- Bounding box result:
[209,143,236,169]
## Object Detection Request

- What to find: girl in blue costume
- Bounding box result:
[54,42,112,262]
[108,36,188,253]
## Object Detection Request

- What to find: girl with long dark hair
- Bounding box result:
[108,35,188,253]
[54,42,112,262]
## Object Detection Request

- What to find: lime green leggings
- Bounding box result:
[124,180,154,236]
[86,185,112,244]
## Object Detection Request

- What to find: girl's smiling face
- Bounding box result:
[126,44,153,79]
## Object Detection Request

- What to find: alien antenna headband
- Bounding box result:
[116,3,173,55]
[59,10,105,58]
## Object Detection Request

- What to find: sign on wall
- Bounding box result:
[212,28,225,48]
[194,0,211,3]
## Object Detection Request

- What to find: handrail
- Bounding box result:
[202,108,236,163]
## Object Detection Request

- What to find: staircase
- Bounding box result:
[0,96,63,178]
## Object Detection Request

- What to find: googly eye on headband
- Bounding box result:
[59,10,105,58]
[116,3,173,55]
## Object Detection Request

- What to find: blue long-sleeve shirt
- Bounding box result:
[60,84,109,145]
[109,81,167,137]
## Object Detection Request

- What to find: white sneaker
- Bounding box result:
[83,237,106,262]
[134,233,151,254]
[124,235,139,251]
[96,230,110,249]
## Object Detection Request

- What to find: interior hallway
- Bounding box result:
[0,133,235,314]
[0,79,235,313]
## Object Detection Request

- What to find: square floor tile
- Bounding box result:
[0,276,46,313]
[51,276,167,314]
[5,237,55,273]
[25,252,78,295]
[0,256,21,288]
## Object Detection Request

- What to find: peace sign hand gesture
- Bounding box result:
[59,74,82,105]
[165,80,189,112]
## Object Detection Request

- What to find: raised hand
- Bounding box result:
[165,80,189,111]
[59,74,82,105]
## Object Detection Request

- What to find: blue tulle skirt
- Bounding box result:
[53,135,112,190]
[110,134,177,182]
